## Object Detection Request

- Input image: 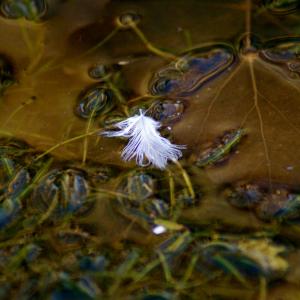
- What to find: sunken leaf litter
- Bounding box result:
[1,0,300,299]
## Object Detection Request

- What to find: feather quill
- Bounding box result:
[102,110,185,169]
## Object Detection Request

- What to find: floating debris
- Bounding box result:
[102,110,185,169]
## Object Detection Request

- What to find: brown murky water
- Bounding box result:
[2,0,300,299]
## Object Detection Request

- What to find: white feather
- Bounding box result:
[102,110,185,169]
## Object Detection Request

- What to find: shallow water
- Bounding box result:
[1,0,300,299]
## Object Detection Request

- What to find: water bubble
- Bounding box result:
[116,171,173,226]
[88,64,120,80]
[148,100,184,124]
[116,11,141,28]
[0,197,20,229]
[31,168,92,220]
[88,65,107,80]
[150,45,235,97]
[152,225,167,235]
[117,171,156,203]
[1,0,47,20]
[75,85,114,119]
